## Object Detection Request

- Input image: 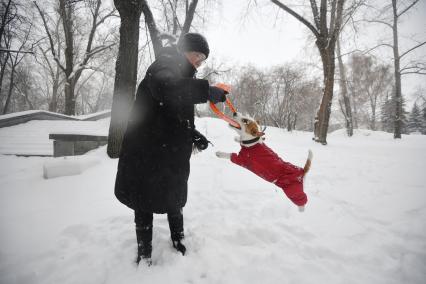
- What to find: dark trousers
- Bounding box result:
[134,209,184,242]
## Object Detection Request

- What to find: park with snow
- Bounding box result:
[0,116,425,284]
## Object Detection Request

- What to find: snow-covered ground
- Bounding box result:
[0,117,425,284]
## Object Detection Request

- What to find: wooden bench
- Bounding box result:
[49,134,108,157]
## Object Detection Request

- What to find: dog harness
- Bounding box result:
[231,143,307,206]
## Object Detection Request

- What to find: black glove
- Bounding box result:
[208,86,227,104]
[192,129,210,151]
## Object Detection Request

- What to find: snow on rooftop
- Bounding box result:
[75,109,111,120]
[0,110,76,121]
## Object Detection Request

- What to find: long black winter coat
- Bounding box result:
[114,47,209,213]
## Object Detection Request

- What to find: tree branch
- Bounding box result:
[0,0,12,45]
[309,0,320,29]
[332,0,344,39]
[399,41,426,59]
[397,0,420,17]
[363,19,392,29]
[69,42,116,81]
[181,0,198,34]
[334,43,394,60]
[95,8,117,28]
[319,0,327,36]
[329,0,337,36]
[0,48,33,54]
[141,0,162,57]
[166,0,183,34]
[400,63,426,75]
[401,71,426,75]
[270,0,320,38]
[33,1,67,73]
[85,42,116,58]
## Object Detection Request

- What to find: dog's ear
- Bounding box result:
[249,123,265,137]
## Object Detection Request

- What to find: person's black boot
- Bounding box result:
[168,210,186,256]
[171,232,186,256]
[135,225,152,266]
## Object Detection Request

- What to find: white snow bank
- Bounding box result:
[0,118,110,156]
[0,117,425,284]
[43,155,101,179]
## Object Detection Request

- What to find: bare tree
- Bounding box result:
[348,54,393,130]
[13,63,46,111]
[229,63,320,132]
[365,64,392,130]
[366,0,426,138]
[34,0,117,115]
[232,65,271,121]
[1,1,33,114]
[270,0,345,145]
[296,78,322,131]
[0,0,13,46]
[33,14,64,113]
[0,0,16,109]
[334,0,366,137]
[268,65,305,131]
[80,73,112,113]
[336,36,353,136]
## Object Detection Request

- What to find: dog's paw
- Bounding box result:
[215,151,231,159]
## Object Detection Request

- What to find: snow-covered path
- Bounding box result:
[1,117,425,284]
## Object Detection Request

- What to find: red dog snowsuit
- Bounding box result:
[231,143,307,206]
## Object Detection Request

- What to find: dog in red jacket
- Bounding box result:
[216,113,313,212]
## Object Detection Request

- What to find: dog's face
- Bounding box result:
[229,112,265,141]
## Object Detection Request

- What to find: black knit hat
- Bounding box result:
[178,33,210,58]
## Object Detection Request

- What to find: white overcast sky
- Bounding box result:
[203,0,426,103]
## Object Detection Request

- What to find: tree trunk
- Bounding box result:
[315,41,336,145]
[352,95,359,128]
[0,0,12,45]
[371,107,376,130]
[48,69,60,112]
[392,0,402,139]
[64,79,75,115]
[3,62,16,114]
[336,37,353,136]
[0,51,11,102]
[59,0,76,115]
[107,1,143,158]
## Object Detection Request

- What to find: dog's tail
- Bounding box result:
[303,150,313,176]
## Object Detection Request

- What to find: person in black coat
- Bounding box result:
[114,33,227,265]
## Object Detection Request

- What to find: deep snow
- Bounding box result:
[0,117,425,284]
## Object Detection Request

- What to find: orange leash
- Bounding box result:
[209,83,241,129]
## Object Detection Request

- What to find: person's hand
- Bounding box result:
[208,86,227,104]
[192,129,210,151]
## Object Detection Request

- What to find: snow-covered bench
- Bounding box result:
[49,133,108,157]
